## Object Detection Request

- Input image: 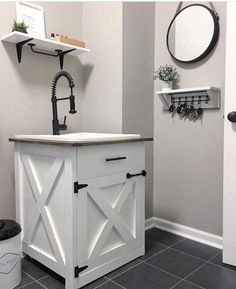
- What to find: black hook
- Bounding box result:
[177,104,184,114]
[205,96,210,104]
[197,107,203,115]
[189,105,194,113]
[169,104,175,113]
[198,96,201,104]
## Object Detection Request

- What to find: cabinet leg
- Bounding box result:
[65,277,77,289]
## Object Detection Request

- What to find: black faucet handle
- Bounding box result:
[59,115,67,131]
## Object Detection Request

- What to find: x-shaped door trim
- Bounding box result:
[88,180,135,258]
[22,154,65,264]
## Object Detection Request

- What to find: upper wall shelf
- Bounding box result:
[1,31,90,69]
[156,86,221,110]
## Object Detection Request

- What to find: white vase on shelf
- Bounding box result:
[161,81,172,91]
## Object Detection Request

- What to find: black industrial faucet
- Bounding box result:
[51,71,77,135]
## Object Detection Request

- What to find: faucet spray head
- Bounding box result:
[69,94,77,114]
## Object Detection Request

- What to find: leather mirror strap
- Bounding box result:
[175,1,219,19]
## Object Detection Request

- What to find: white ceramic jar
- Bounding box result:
[0,220,21,289]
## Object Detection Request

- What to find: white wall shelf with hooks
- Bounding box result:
[1,31,90,69]
[156,87,221,110]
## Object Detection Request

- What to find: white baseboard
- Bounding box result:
[145,217,223,249]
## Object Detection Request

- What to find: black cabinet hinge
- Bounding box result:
[74,182,88,194]
[74,265,88,278]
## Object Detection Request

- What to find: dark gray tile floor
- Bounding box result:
[15,228,236,289]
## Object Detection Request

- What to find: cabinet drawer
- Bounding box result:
[76,142,145,179]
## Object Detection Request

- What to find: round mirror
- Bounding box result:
[166,4,219,63]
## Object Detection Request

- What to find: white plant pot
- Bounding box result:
[162,81,173,91]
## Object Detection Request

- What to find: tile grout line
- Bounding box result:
[108,241,208,289]
[145,261,205,289]
[184,280,206,289]
[34,280,47,289]
[36,275,50,282]
[107,247,181,288]
[144,261,182,281]
[138,237,186,263]
[177,262,208,286]
[146,237,224,265]
[107,237,194,283]
[22,270,47,289]
[143,239,213,281]
[145,237,185,249]
[168,267,206,289]
[101,247,223,289]
[143,239,169,250]
[17,270,36,288]
[18,270,47,289]
[108,261,144,280]
[146,236,221,262]
[208,253,236,273]
[139,245,171,262]
[109,243,172,281]
[185,251,223,281]
[169,247,213,262]
[170,251,223,289]
[36,274,57,289]
[144,251,224,289]
[93,279,110,289]
[169,238,186,248]
[109,278,127,289]
[20,234,231,289]
[17,280,38,289]
[209,252,222,262]
[169,277,205,289]
[18,234,184,288]
[21,268,49,280]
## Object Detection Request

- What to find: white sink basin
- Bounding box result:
[15,132,141,142]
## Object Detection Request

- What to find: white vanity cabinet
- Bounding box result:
[12,138,148,289]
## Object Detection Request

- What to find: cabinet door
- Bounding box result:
[77,172,145,286]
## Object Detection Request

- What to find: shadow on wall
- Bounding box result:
[157,43,220,90]
[170,42,220,90]
[82,63,94,89]
[2,41,83,86]
[172,42,219,71]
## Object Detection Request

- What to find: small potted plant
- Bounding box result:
[154,64,179,91]
[12,20,29,34]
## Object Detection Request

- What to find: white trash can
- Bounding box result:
[0,220,21,289]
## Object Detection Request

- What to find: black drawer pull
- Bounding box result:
[126,170,146,179]
[106,156,127,162]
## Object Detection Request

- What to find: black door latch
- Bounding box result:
[74,182,88,194]
[126,170,146,179]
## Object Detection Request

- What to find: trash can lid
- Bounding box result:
[0,220,21,241]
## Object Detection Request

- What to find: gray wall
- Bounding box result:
[0,2,84,219]
[82,2,155,218]
[0,2,155,220]
[154,2,226,235]
[122,2,155,218]
[82,2,123,133]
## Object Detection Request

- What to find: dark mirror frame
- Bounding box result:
[166,4,220,64]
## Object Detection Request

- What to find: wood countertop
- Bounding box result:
[9,137,153,147]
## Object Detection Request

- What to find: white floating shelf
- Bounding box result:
[156,86,221,110]
[1,31,90,68]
